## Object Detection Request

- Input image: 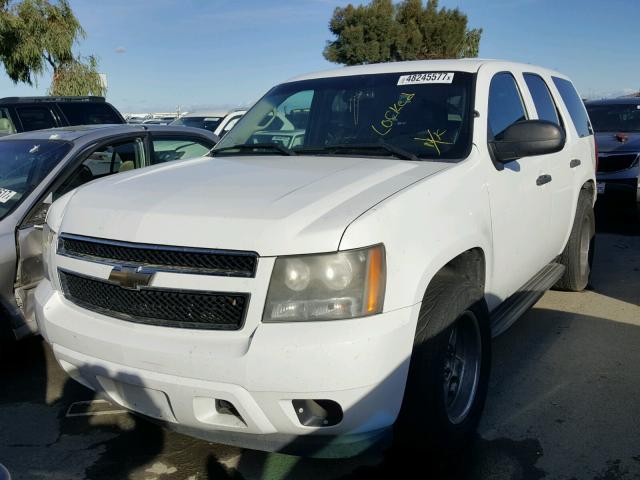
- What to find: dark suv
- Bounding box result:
[0,96,124,136]
[585,98,640,218]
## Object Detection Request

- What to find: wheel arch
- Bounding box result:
[416,245,487,310]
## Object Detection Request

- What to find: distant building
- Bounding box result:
[620,91,640,97]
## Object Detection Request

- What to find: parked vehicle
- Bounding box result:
[0,124,217,347]
[585,98,640,217]
[171,109,246,137]
[36,60,596,457]
[0,97,124,136]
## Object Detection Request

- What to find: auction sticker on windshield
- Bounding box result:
[397,72,454,85]
[0,188,17,203]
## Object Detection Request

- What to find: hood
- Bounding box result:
[595,132,640,154]
[58,155,453,255]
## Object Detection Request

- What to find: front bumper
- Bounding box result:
[35,279,419,457]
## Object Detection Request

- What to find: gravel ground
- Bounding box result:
[0,199,638,480]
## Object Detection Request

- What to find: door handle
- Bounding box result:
[536,174,552,186]
[570,159,581,168]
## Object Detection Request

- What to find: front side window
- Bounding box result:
[552,77,592,137]
[524,73,561,126]
[488,73,527,139]
[215,72,474,160]
[55,138,146,199]
[16,106,57,132]
[586,103,640,133]
[151,137,213,164]
[0,140,72,220]
[0,108,16,135]
[171,116,223,133]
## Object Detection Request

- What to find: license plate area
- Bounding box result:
[596,182,606,194]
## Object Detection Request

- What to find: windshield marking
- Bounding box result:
[371,92,415,136]
[398,72,454,85]
[414,129,451,155]
[0,188,18,203]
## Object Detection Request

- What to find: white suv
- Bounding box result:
[36,60,596,457]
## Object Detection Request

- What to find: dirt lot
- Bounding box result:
[1,199,638,480]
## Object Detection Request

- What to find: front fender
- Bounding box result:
[339,155,494,313]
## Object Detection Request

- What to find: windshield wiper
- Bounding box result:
[211,143,296,156]
[297,143,419,161]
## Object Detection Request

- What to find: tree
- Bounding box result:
[0,0,106,95]
[324,0,482,65]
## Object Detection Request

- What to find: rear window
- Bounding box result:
[16,106,57,131]
[552,77,592,137]
[58,102,123,126]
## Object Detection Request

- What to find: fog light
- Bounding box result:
[292,399,343,427]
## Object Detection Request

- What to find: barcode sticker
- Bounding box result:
[0,188,17,204]
[398,72,454,85]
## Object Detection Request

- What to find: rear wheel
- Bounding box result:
[554,191,595,291]
[394,269,491,454]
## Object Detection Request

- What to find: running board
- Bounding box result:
[490,262,565,337]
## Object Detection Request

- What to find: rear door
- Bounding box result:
[521,72,575,255]
[549,76,595,250]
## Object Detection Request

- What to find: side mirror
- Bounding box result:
[490,120,564,163]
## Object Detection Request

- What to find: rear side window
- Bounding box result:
[552,77,591,137]
[488,73,527,138]
[523,74,560,126]
[16,106,57,131]
[58,102,123,125]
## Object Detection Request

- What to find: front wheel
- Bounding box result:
[394,270,491,454]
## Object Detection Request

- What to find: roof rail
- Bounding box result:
[0,96,106,104]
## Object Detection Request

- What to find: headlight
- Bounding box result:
[263,245,385,322]
[42,223,57,281]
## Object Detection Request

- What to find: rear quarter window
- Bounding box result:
[58,102,123,125]
[552,77,592,137]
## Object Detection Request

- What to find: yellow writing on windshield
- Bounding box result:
[414,129,452,155]
[371,92,415,136]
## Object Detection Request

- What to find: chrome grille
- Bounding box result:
[58,234,257,277]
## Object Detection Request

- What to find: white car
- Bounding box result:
[171,109,246,137]
[36,59,596,457]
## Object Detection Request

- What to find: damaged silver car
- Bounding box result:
[0,124,217,349]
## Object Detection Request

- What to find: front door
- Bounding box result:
[14,136,148,330]
[484,72,554,298]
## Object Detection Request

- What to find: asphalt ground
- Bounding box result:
[0,196,638,480]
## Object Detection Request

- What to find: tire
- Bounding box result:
[394,268,491,455]
[554,191,596,291]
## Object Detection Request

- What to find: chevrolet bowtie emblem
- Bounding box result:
[108,265,154,290]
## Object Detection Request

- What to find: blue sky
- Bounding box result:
[1,0,638,113]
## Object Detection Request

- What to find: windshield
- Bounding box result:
[214,71,474,160]
[0,140,72,221]
[171,116,223,132]
[586,103,640,133]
